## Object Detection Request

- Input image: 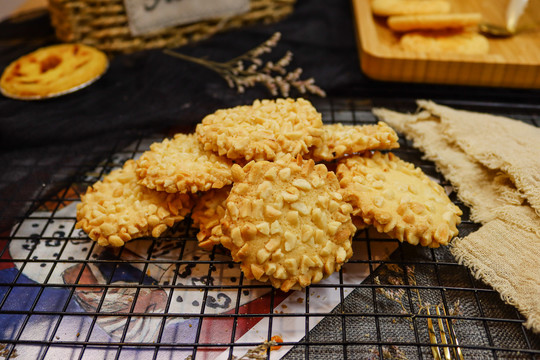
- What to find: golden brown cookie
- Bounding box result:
[388,13,482,32]
[220,155,356,292]
[76,160,193,247]
[136,133,233,194]
[371,0,451,17]
[308,122,399,161]
[337,152,461,247]
[191,186,231,250]
[400,30,489,55]
[196,98,325,161]
[1,44,108,100]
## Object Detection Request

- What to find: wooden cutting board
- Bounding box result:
[352,0,540,88]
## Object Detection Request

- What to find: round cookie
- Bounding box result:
[337,152,462,247]
[196,98,325,161]
[308,122,399,161]
[220,155,356,292]
[371,0,451,17]
[400,30,489,55]
[388,13,482,32]
[136,133,234,194]
[191,186,231,250]
[76,160,193,247]
[1,43,108,100]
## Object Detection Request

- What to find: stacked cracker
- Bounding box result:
[76,98,461,292]
[371,0,489,55]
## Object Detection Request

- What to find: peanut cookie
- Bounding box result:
[1,43,108,100]
[196,98,325,161]
[220,155,356,292]
[400,30,489,55]
[308,122,399,161]
[388,13,482,32]
[191,186,231,250]
[337,152,461,247]
[76,160,193,247]
[372,0,451,17]
[136,133,233,193]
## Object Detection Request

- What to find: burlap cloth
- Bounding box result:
[373,101,540,333]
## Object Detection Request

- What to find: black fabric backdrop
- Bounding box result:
[1,0,539,232]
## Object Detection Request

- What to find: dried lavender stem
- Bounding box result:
[226,32,281,65]
[163,32,325,97]
[163,49,228,73]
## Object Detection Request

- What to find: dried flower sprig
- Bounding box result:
[164,32,326,98]
[375,275,408,315]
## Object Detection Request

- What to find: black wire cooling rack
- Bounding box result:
[1,98,539,360]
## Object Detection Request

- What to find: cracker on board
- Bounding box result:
[220,155,356,292]
[136,133,233,194]
[308,122,399,161]
[191,186,231,250]
[388,13,482,32]
[196,98,325,161]
[76,160,193,247]
[371,0,451,17]
[0,43,108,100]
[399,30,489,55]
[337,152,462,247]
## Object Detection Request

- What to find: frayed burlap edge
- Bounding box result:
[374,103,540,334]
[451,232,540,333]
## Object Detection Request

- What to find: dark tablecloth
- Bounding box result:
[1,0,539,232]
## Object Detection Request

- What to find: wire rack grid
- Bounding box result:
[0,98,539,360]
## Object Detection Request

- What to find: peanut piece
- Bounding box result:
[270,220,282,235]
[278,168,291,181]
[336,247,347,263]
[274,266,288,279]
[291,202,309,215]
[282,191,299,202]
[229,227,244,248]
[256,222,270,235]
[265,205,282,219]
[286,210,299,225]
[284,231,297,252]
[256,248,271,264]
[284,258,299,275]
[251,264,265,279]
[265,237,281,252]
[264,167,278,180]
[292,178,312,191]
[265,263,277,275]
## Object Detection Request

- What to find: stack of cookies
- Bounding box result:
[76,98,462,292]
[371,0,489,55]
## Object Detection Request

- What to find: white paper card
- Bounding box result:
[123,0,250,36]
